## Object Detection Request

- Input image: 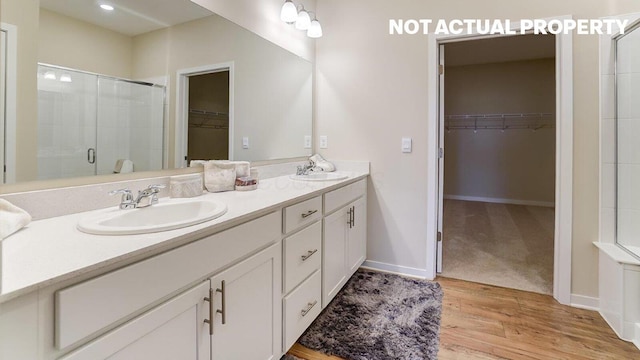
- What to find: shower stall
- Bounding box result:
[37,64,165,180]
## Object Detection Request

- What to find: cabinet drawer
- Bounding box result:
[283,196,322,234]
[324,179,366,214]
[284,222,321,293]
[55,211,280,350]
[283,270,322,351]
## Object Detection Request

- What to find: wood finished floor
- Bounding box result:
[287,277,640,360]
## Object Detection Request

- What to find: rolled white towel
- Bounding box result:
[0,199,32,240]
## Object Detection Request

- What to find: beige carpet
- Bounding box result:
[441,199,554,294]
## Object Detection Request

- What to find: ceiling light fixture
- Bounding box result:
[60,74,72,83]
[280,0,297,24]
[44,71,56,80]
[100,4,115,11]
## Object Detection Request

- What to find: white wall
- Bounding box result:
[315,0,640,297]
[190,0,316,61]
[444,59,556,205]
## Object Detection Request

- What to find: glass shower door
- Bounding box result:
[37,65,98,180]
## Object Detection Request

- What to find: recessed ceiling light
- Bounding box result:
[100,4,114,11]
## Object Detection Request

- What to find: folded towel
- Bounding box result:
[204,161,236,192]
[309,154,336,172]
[0,199,32,240]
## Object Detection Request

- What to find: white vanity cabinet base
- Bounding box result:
[55,211,280,350]
[284,270,322,351]
[210,242,282,360]
[60,281,211,360]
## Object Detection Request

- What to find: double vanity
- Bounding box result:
[0,164,369,359]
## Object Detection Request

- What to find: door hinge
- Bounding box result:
[437,231,442,242]
[439,64,444,75]
[438,148,443,159]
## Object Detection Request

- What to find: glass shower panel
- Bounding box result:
[37,65,98,180]
[616,23,640,259]
[96,79,164,175]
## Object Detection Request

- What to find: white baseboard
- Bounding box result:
[633,323,640,351]
[361,260,431,280]
[444,194,555,208]
[570,294,599,311]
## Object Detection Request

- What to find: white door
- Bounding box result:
[436,44,445,273]
[210,243,281,360]
[60,281,211,360]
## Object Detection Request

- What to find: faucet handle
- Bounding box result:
[146,184,166,193]
[109,188,133,199]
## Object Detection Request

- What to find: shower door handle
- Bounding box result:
[87,148,96,164]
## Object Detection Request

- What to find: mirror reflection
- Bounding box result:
[0,0,312,185]
[615,21,640,259]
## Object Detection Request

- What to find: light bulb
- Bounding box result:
[44,71,56,80]
[60,74,72,83]
[296,9,311,30]
[307,18,323,38]
[280,0,297,24]
[100,4,114,11]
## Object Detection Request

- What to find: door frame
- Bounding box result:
[1,22,17,184]
[175,62,234,168]
[426,16,574,305]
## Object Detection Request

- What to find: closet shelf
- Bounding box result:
[188,108,229,130]
[445,113,554,131]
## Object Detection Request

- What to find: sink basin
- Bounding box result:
[77,199,228,235]
[290,172,348,182]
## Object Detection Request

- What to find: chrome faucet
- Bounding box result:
[135,184,166,208]
[109,184,166,209]
[109,188,136,210]
[296,160,316,175]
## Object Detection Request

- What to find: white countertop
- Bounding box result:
[0,171,368,303]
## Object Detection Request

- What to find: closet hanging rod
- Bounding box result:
[189,109,228,117]
[445,112,553,119]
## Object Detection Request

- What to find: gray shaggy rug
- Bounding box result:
[297,269,443,360]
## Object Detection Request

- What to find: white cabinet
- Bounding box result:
[210,243,282,360]
[60,281,211,360]
[322,180,367,307]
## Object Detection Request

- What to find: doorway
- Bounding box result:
[187,71,230,162]
[427,19,574,304]
[439,35,557,294]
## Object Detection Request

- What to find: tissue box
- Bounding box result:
[170,174,204,198]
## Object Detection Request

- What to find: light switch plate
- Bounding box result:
[242,137,249,149]
[320,136,328,149]
[304,135,312,149]
[402,137,412,153]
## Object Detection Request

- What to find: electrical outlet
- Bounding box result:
[320,135,328,149]
[304,135,312,149]
[242,137,249,149]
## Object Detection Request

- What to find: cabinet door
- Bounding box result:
[323,207,348,307]
[347,197,367,275]
[60,281,211,360]
[210,243,282,360]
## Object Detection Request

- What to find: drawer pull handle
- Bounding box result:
[216,280,226,325]
[301,300,318,317]
[204,287,214,335]
[301,249,318,261]
[301,209,318,218]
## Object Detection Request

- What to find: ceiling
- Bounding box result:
[444,34,556,67]
[40,0,213,36]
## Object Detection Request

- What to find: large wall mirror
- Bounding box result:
[0,0,312,186]
[615,20,640,260]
